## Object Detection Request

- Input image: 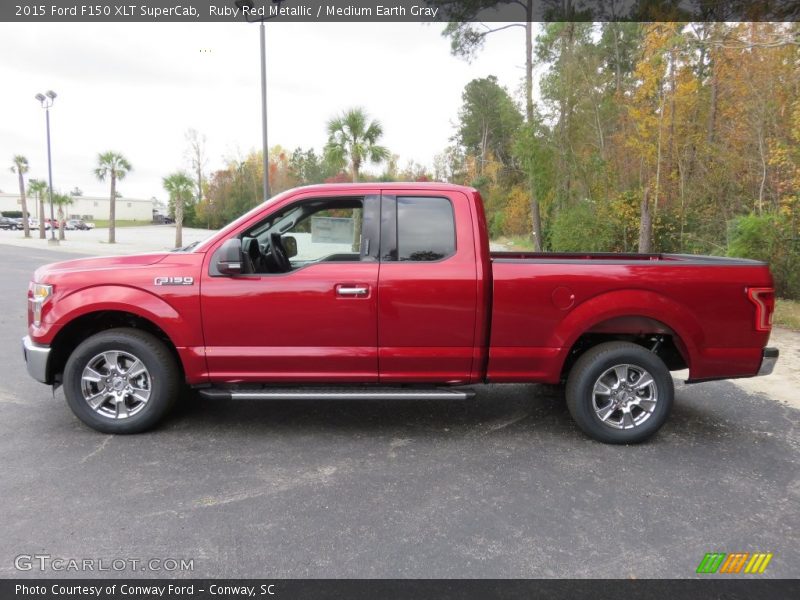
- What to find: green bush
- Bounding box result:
[489,212,506,239]
[728,213,800,299]
[549,200,616,252]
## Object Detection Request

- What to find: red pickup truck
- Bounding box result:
[23,183,779,443]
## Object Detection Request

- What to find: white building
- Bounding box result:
[0,192,155,222]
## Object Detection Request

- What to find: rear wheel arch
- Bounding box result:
[549,290,701,378]
[559,314,691,383]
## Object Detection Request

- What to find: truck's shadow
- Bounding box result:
[158,380,796,447]
[165,383,574,437]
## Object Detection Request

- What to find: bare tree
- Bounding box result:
[185,129,207,203]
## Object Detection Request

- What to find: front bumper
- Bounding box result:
[22,335,51,384]
[757,347,779,376]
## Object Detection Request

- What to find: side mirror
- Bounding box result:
[214,238,243,275]
[282,235,298,258]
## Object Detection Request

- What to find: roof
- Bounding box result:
[287,182,478,194]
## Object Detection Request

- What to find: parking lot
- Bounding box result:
[0,225,213,256]
[0,243,798,578]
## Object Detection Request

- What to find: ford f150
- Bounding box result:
[22,183,779,443]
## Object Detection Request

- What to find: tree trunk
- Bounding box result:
[706,52,718,146]
[109,175,116,244]
[480,123,489,174]
[197,165,203,203]
[38,195,45,239]
[58,205,65,240]
[525,10,543,252]
[757,128,767,214]
[666,46,677,207]
[175,196,184,248]
[638,188,652,253]
[649,65,667,250]
[17,171,30,238]
[612,22,623,94]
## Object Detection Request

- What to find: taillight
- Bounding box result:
[746,287,774,332]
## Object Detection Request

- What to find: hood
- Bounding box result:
[34,252,169,280]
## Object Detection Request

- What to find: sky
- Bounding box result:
[0,21,536,202]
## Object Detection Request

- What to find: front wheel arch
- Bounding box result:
[48,310,184,386]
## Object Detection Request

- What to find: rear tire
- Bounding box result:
[63,328,180,434]
[566,342,673,444]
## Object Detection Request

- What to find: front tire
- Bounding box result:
[566,342,674,444]
[63,328,180,434]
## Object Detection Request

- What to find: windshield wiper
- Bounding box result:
[172,240,200,252]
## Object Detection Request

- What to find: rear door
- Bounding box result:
[377,191,479,384]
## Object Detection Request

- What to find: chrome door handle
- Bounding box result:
[336,285,369,296]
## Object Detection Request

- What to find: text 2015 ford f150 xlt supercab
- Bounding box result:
[22,183,779,443]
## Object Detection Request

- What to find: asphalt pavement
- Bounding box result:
[0,244,797,579]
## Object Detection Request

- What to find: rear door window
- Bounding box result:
[396,196,455,262]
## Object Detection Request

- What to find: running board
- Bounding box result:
[197,386,475,401]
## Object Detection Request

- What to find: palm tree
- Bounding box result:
[324,107,389,182]
[94,151,132,243]
[162,171,194,248]
[27,179,48,239]
[10,155,31,238]
[324,108,389,249]
[52,192,73,241]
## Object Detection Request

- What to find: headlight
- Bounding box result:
[30,283,53,327]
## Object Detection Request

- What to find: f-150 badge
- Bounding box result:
[154,276,194,286]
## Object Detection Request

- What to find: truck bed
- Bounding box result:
[486,252,773,384]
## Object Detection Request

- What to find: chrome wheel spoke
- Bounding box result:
[596,403,617,422]
[635,397,657,413]
[86,391,110,411]
[594,382,612,396]
[621,409,635,429]
[614,365,629,385]
[82,366,106,383]
[125,359,146,379]
[102,351,120,370]
[635,375,654,391]
[115,399,129,419]
[130,386,150,404]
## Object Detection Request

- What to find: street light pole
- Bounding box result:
[260,19,269,200]
[235,0,285,202]
[35,90,58,245]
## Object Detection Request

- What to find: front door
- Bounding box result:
[201,194,381,382]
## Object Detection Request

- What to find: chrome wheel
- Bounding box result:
[592,363,658,430]
[80,350,151,420]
